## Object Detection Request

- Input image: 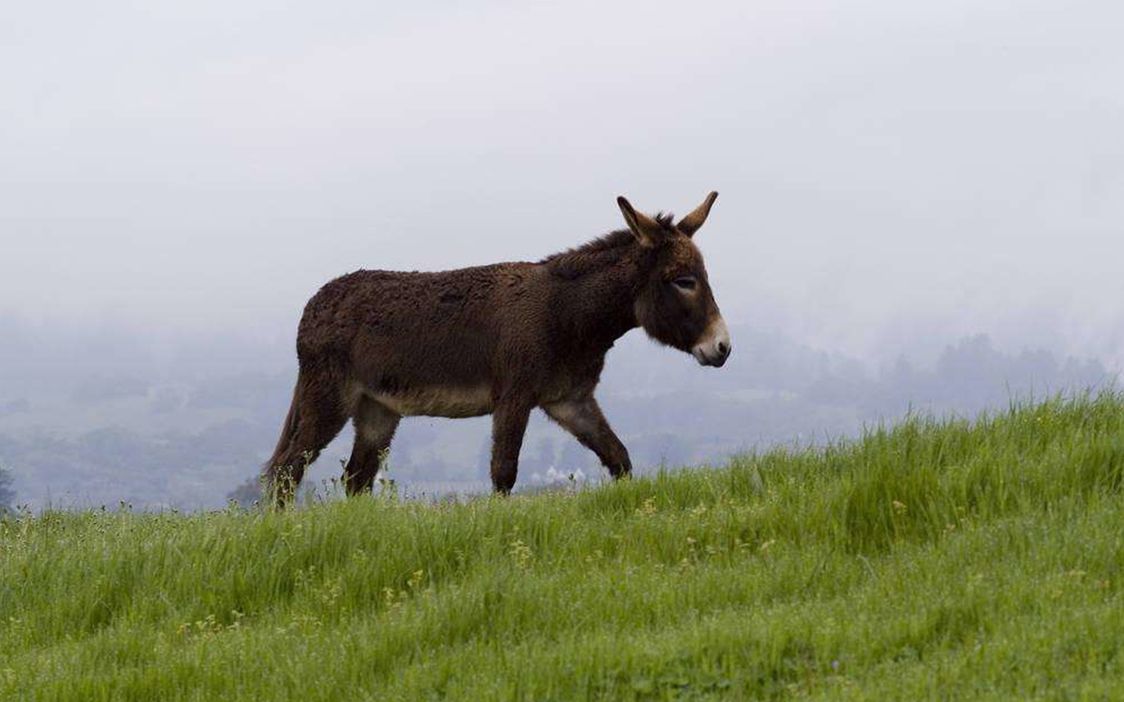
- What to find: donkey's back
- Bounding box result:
[296,263,539,386]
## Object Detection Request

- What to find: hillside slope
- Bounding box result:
[3,394,1123,700]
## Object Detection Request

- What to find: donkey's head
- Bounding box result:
[617,192,731,367]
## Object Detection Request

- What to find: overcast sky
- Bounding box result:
[3,0,1122,368]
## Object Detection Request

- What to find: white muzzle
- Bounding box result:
[691,317,731,367]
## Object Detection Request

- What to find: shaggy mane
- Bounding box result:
[540,212,675,279]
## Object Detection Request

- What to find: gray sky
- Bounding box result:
[3,0,1123,367]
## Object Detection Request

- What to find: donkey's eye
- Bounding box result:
[672,276,697,291]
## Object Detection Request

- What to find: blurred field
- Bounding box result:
[2,393,1123,700]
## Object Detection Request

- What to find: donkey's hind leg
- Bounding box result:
[343,396,400,496]
[265,367,349,506]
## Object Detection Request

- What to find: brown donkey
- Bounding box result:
[264,193,731,504]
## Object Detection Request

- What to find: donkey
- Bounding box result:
[264,192,730,505]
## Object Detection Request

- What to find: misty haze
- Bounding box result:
[2,0,1122,510]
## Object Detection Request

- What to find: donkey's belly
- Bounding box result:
[373,385,493,418]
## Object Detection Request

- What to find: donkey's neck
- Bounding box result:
[547,257,645,356]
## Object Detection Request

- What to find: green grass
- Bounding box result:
[3,393,1124,700]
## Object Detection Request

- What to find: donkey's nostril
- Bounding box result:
[717,341,730,357]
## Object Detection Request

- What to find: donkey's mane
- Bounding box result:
[540,212,675,279]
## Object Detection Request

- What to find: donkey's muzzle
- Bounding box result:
[692,317,731,368]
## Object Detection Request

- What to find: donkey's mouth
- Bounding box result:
[693,349,730,368]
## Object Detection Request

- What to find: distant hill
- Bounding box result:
[0,322,1114,509]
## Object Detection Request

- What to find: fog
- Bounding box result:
[1,1,1122,507]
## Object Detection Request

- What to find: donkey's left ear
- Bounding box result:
[677,191,719,237]
[617,196,663,248]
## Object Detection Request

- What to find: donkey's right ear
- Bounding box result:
[617,196,661,248]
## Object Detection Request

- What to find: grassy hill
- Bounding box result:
[3,393,1123,700]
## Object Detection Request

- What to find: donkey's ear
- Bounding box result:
[677,191,718,237]
[617,196,662,248]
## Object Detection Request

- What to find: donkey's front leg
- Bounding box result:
[542,397,632,479]
[490,401,532,494]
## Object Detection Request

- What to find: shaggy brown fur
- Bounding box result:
[264,193,730,504]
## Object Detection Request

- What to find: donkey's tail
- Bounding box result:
[263,379,302,489]
[274,380,302,460]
